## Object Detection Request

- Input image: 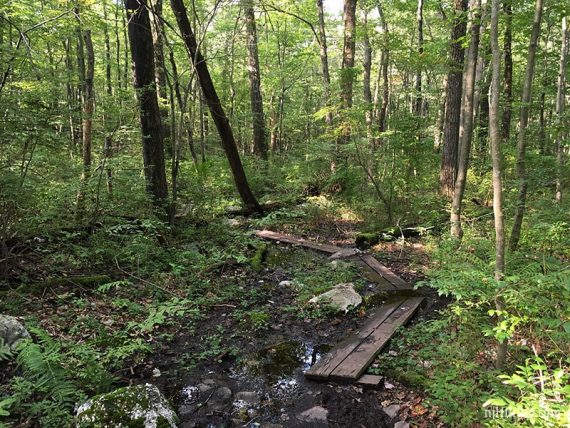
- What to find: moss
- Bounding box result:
[22,275,112,295]
[355,233,381,249]
[249,243,268,271]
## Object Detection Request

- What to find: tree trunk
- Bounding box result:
[373,0,389,147]
[338,0,357,146]
[103,2,114,193]
[125,0,168,202]
[440,0,468,198]
[243,0,267,160]
[555,17,569,202]
[414,0,424,116]
[489,0,507,369]
[510,0,544,251]
[316,0,333,127]
[362,8,373,145]
[170,0,262,212]
[450,0,481,240]
[501,0,513,142]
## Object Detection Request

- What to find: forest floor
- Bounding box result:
[1,206,451,427]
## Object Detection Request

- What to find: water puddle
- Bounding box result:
[363,290,420,308]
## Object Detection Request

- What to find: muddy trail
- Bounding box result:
[140,242,449,428]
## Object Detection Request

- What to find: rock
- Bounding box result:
[329,248,361,260]
[234,391,259,405]
[278,280,293,288]
[383,404,400,419]
[308,283,362,313]
[76,383,177,428]
[208,386,233,411]
[297,406,328,423]
[330,260,350,270]
[0,315,30,347]
[394,422,410,428]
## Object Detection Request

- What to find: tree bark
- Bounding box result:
[450,0,481,240]
[440,0,468,198]
[555,17,569,202]
[362,7,373,145]
[338,0,357,146]
[243,0,267,160]
[375,0,389,142]
[125,0,168,202]
[316,0,333,127]
[510,0,544,251]
[170,0,262,212]
[489,0,507,369]
[500,0,513,142]
[414,0,424,116]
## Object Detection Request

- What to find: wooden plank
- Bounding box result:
[359,254,411,290]
[304,299,405,380]
[255,230,341,254]
[355,374,383,388]
[330,297,424,382]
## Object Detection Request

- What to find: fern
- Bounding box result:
[0,338,13,362]
[16,329,78,403]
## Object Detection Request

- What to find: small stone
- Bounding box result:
[394,422,410,428]
[247,408,259,418]
[278,280,292,287]
[308,283,362,313]
[388,350,398,356]
[383,404,400,419]
[152,368,161,377]
[297,406,328,423]
[329,248,361,260]
[384,381,395,390]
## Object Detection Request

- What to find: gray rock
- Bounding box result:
[297,406,328,423]
[0,315,30,347]
[278,280,293,288]
[308,283,362,313]
[208,386,233,411]
[329,248,361,260]
[383,404,400,419]
[394,422,410,428]
[234,391,259,405]
[76,383,177,428]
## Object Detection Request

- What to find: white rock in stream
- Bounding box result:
[308,283,362,313]
[75,384,177,428]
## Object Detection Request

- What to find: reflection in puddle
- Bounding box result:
[259,341,331,382]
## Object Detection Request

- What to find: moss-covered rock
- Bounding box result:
[76,384,178,428]
[0,314,30,348]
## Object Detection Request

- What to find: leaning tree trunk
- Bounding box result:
[316,0,333,128]
[555,17,569,202]
[510,0,544,251]
[501,0,513,142]
[440,0,468,198]
[125,0,168,202]
[489,0,507,370]
[243,0,267,160]
[170,0,262,212]
[450,0,481,240]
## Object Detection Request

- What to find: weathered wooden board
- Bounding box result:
[329,297,424,382]
[304,299,405,381]
[355,374,383,388]
[359,254,411,290]
[255,230,341,254]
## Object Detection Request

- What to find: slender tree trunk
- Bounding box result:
[362,8,373,145]
[375,1,389,144]
[555,17,569,202]
[316,0,333,127]
[450,0,481,240]
[414,0,424,116]
[243,0,267,160]
[63,37,77,155]
[82,30,94,179]
[434,76,447,151]
[501,0,513,142]
[489,0,507,369]
[103,2,114,193]
[440,0,468,198]
[125,0,168,202]
[170,0,262,212]
[510,0,544,251]
[337,0,357,148]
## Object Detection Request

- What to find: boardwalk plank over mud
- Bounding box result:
[255,230,341,254]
